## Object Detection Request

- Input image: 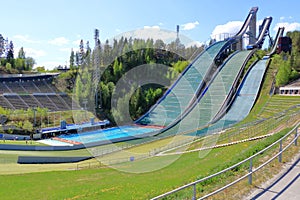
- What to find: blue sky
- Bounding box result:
[1,0,300,69]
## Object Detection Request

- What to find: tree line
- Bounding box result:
[0,34,36,73]
[56,30,204,124]
[275,31,300,86]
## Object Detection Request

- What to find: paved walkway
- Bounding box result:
[247,153,300,200]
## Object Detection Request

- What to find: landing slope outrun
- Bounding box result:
[204,58,269,132]
[137,41,227,126]
[159,50,254,137]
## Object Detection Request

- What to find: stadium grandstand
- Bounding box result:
[0,73,80,111]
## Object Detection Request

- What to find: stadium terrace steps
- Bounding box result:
[0,77,80,111]
[0,95,14,109]
[20,95,42,108]
[4,95,29,110]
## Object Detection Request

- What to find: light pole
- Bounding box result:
[33,107,37,127]
[83,99,88,121]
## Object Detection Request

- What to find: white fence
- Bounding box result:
[151,122,300,200]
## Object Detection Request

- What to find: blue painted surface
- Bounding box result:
[58,125,159,144]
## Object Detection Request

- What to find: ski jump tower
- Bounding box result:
[248,11,257,45]
[236,7,257,50]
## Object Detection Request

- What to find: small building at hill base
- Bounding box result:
[279,78,300,96]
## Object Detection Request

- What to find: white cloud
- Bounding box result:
[144,25,160,29]
[72,39,81,46]
[182,21,199,30]
[257,19,264,27]
[186,41,203,47]
[211,21,243,40]
[23,47,46,58]
[114,28,198,51]
[120,28,176,44]
[273,22,300,33]
[48,37,69,46]
[13,35,40,44]
[280,16,294,21]
[38,61,63,70]
[59,48,72,53]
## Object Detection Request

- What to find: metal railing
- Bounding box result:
[151,122,300,200]
[74,110,299,171]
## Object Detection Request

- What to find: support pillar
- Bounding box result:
[279,140,283,163]
[249,11,257,45]
[248,158,253,184]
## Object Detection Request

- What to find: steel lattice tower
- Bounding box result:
[93,29,101,109]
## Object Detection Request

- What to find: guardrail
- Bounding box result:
[151,122,300,200]
[74,110,299,171]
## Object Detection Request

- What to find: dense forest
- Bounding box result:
[56,30,300,125]
[56,30,204,124]
[1,30,299,128]
[274,31,300,86]
[0,30,203,129]
[0,34,36,73]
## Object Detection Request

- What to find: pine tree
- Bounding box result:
[0,34,4,57]
[18,47,26,59]
[75,52,80,67]
[15,47,26,71]
[86,41,91,58]
[70,48,75,69]
[4,38,9,57]
[25,57,35,71]
[103,39,112,65]
[75,75,83,104]
[6,41,14,68]
[78,39,85,66]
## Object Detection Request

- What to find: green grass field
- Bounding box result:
[0,139,268,199]
[0,59,299,199]
[0,128,294,200]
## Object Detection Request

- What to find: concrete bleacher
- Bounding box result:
[5,82,27,94]
[22,81,41,93]
[49,94,71,110]
[4,94,29,110]
[0,95,13,109]
[0,74,80,111]
[0,82,11,93]
[20,95,42,108]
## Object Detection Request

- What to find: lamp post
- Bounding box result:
[83,99,88,120]
[33,107,37,127]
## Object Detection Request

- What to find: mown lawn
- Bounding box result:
[0,56,299,199]
[0,131,287,200]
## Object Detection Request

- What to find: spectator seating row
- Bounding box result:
[0,78,80,111]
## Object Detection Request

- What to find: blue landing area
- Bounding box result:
[58,125,160,144]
